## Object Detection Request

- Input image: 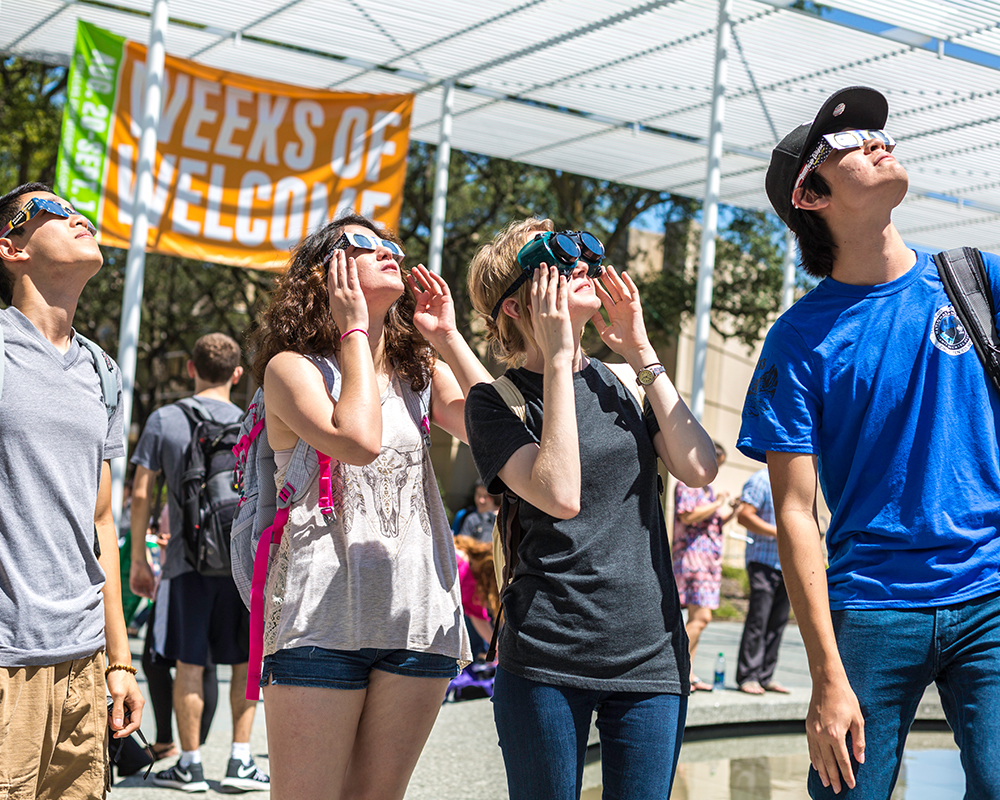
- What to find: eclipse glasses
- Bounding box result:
[0,197,97,239]
[490,230,605,321]
[325,230,405,266]
[793,129,896,197]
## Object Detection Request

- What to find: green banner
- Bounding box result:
[55,20,125,228]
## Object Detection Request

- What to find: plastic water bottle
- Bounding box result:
[713,652,726,691]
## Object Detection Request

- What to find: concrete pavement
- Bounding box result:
[110,620,946,798]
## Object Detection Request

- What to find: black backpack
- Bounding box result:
[175,398,242,577]
[933,247,1000,396]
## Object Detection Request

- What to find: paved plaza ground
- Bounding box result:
[110,619,945,798]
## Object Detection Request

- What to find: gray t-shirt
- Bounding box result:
[131,396,243,579]
[465,359,689,693]
[0,307,125,667]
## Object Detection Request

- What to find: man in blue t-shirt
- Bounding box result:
[739,87,1000,799]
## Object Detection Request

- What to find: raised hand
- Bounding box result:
[407,264,458,345]
[530,265,575,366]
[591,266,651,361]
[327,249,369,336]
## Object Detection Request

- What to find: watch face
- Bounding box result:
[637,365,663,385]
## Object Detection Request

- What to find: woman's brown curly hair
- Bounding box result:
[453,535,499,616]
[250,212,434,391]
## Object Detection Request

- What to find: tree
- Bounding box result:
[0,59,66,188]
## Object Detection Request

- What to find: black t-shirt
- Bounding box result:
[464,359,690,693]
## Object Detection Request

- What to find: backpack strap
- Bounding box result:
[400,375,433,450]
[75,333,119,421]
[934,247,1000,395]
[486,374,528,663]
[246,357,341,700]
[0,320,5,402]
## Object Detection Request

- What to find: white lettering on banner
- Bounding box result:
[182,79,220,152]
[271,176,307,248]
[203,164,234,242]
[173,157,208,234]
[360,190,392,219]
[306,183,330,235]
[216,86,254,159]
[285,100,323,171]
[235,171,271,246]
[128,66,190,143]
[247,94,289,166]
[115,144,175,227]
[334,188,357,217]
[365,111,400,181]
[159,72,190,143]
[331,107,368,179]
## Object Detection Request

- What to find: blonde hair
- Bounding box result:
[467,217,553,367]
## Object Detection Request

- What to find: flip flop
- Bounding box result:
[764,681,791,694]
[738,680,765,695]
[691,679,713,692]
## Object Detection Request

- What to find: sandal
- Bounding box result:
[738,680,766,695]
[763,681,791,694]
[690,676,713,692]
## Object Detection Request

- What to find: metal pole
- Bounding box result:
[781,228,797,311]
[691,0,730,422]
[111,0,168,522]
[428,79,454,275]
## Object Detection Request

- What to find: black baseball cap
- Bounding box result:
[765,86,889,226]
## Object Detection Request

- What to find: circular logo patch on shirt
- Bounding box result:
[931,305,972,355]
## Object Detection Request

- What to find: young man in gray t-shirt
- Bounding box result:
[130,333,269,792]
[0,182,144,798]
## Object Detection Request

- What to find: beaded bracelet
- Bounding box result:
[105,663,138,678]
[340,328,369,342]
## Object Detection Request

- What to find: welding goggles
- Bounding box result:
[490,231,605,320]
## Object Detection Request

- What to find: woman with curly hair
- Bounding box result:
[453,534,500,648]
[464,218,718,800]
[249,212,491,800]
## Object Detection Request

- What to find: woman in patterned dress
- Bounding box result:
[673,442,738,690]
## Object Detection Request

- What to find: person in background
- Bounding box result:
[129,333,267,793]
[672,441,738,691]
[454,535,500,655]
[458,481,500,543]
[735,466,790,695]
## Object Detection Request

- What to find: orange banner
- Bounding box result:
[97,38,412,270]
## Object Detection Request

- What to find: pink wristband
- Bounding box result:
[340,328,369,343]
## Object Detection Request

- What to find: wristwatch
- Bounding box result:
[636,363,665,386]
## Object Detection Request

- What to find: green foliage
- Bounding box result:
[74,248,275,425]
[0,59,67,188]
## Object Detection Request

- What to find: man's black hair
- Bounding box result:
[788,171,837,279]
[0,182,52,305]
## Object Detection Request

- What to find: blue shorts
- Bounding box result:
[261,646,460,690]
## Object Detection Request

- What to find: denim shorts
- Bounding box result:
[261,645,460,690]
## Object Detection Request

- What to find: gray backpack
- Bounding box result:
[230,355,430,699]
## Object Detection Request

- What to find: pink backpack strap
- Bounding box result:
[245,451,331,701]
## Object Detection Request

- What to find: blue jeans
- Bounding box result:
[493,667,687,800]
[808,591,1000,799]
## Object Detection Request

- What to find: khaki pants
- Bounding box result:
[0,651,108,800]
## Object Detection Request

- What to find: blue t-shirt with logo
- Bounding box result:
[738,250,1000,610]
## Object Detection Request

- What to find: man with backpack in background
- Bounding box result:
[129,332,269,793]
[0,183,144,798]
[739,86,1000,798]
